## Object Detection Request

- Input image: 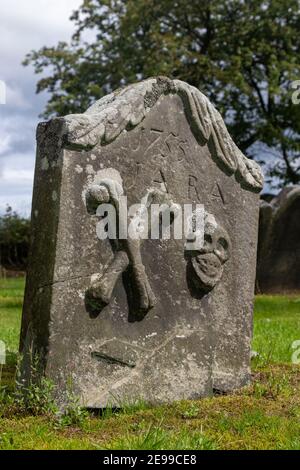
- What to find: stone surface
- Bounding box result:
[257,186,300,293]
[20,77,263,407]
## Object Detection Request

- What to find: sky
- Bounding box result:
[0,1,278,218]
[0,0,82,216]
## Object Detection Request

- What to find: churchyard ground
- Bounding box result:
[0,277,300,450]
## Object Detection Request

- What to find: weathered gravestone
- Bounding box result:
[20,77,263,407]
[257,186,300,293]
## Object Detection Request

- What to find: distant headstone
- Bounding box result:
[257,186,300,293]
[20,77,263,407]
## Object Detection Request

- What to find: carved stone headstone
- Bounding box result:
[257,186,300,293]
[20,77,263,406]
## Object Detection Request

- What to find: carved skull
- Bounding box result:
[187,215,231,293]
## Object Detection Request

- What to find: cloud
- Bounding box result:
[5,84,32,110]
[0,1,81,83]
[0,0,82,215]
[0,152,35,216]
[0,114,37,157]
[0,135,11,157]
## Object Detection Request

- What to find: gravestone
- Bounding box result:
[257,186,300,293]
[20,77,263,407]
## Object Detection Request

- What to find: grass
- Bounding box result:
[0,364,299,450]
[0,277,300,450]
[253,295,300,364]
[0,277,24,367]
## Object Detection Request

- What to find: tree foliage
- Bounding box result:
[24,0,300,187]
[0,206,30,270]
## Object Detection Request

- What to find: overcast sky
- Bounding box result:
[0,0,82,216]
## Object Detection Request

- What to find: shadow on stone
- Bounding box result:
[185,257,207,300]
[122,268,151,323]
[85,289,109,319]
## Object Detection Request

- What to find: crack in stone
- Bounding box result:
[102,325,204,396]
[36,273,96,291]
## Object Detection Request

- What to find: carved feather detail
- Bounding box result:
[60,77,263,192]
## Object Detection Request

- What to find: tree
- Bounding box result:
[0,206,30,270]
[24,0,300,187]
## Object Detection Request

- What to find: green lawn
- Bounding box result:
[0,277,24,366]
[0,277,300,450]
[253,295,300,364]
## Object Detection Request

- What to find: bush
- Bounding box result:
[0,206,30,271]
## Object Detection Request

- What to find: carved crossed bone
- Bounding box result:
[86,179,178,314]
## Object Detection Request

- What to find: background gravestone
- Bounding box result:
[20,77,263,407]
[257,186,300,293]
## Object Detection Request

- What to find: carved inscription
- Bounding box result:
[152,169,168,193]
[188,175,201,201]
[211,182,225,205]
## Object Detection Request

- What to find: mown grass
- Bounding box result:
[253,295,300,364]
[0,278,300,450]
[0,277,24,367]
[0,364,299,450]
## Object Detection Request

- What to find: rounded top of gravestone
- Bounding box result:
[47,77,264,193]
[271,185,300,209]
